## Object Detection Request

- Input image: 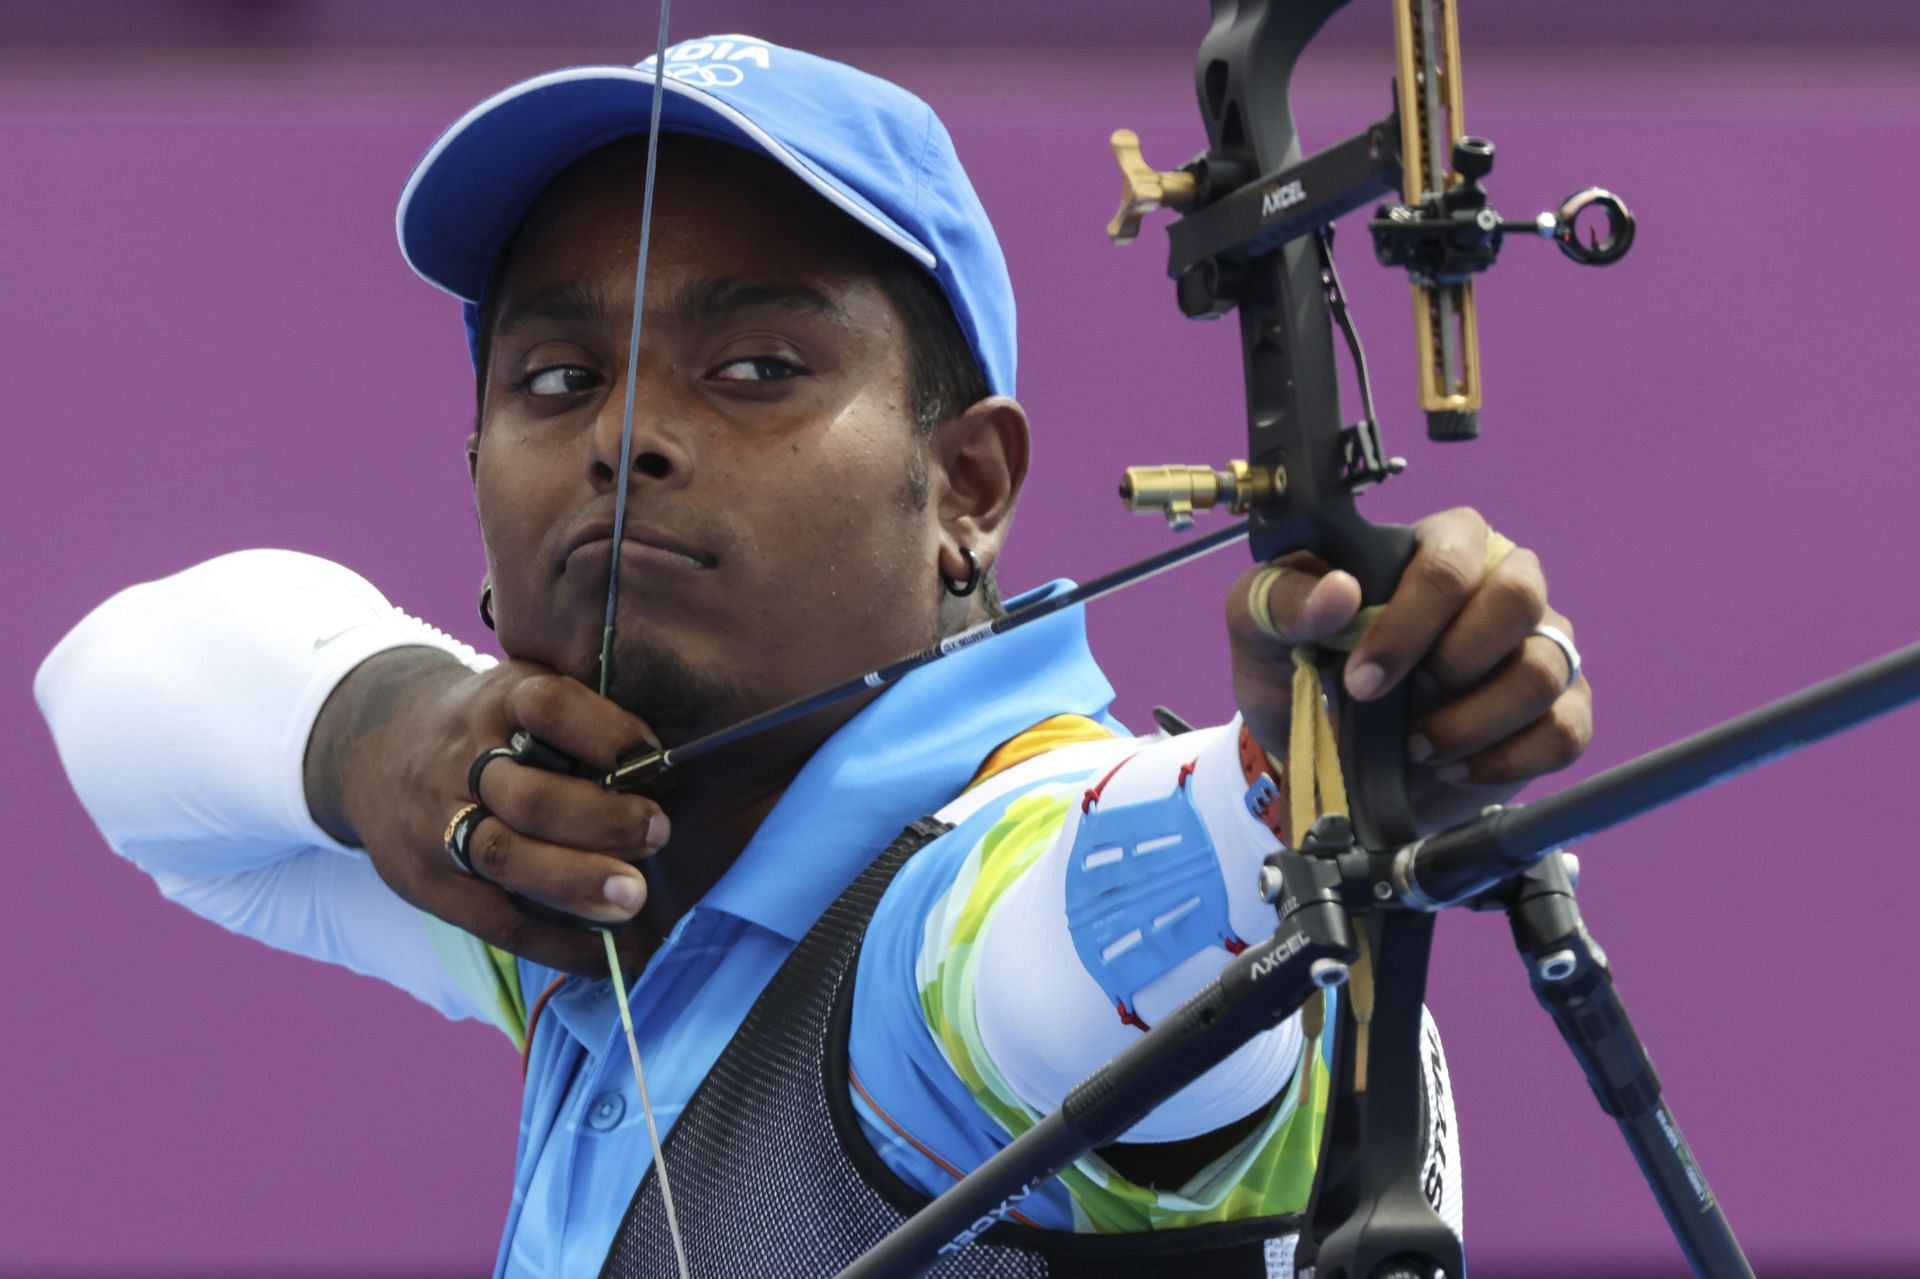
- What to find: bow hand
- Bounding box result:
[1229,508,1591,839]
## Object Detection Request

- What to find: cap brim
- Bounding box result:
[396,65,937,304]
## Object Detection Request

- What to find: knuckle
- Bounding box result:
[1489,555,1547,626]
[1422,647,1472,690]
[1523,645,1570,705]
[468,819,515,878]
[1419,506,1484,538]
[1507,544,1546,586]
[1544,698,1591,763]
[515,673,566,725]
[1413,548,1479,601]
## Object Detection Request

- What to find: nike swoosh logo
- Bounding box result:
[313,624,369,650]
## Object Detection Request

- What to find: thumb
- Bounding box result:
[1232,559,1363,648]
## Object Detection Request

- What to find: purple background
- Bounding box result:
[7,4,1920,1275]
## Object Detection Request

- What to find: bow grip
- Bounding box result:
[1330,516,1421,855]
[1273,505,1422,855]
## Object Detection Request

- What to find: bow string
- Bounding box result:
[596,5,690,1277]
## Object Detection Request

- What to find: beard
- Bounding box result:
[602,628,755,747]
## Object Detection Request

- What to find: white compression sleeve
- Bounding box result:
[36,549,504,1023]
[970,719,1306,1143]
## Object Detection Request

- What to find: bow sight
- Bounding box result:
[1113,0,1632,525]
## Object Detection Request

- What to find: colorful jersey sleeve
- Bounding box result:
[419,918,531,1051]
[849,718,1333,1234]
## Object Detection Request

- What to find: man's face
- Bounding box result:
[473,137,947,745]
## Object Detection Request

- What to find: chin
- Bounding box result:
[605,632,753,747]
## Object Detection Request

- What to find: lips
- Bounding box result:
[562,519,715,572]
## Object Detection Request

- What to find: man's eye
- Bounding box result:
[713,356,802,383]
[523,366,599,397]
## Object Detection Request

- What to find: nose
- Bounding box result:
[589,366,693,492]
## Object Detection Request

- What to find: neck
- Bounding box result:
[630,690,882,938]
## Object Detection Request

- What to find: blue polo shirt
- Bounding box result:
[500,584,1123,1278]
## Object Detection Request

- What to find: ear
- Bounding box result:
[931,395,1029,579]
[466,428,481,485]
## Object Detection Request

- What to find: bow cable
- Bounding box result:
[599,4,691,1276]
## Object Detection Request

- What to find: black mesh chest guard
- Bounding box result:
[599,817,1304,1279]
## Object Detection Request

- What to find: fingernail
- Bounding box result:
[1407,734,1433,763]
[603,874,645,912]
[1436,762,1470,784]
[645,813,670,848]
[1301,576,1331,616]
[1347,662,1385,700]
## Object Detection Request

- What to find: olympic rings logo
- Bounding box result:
[663,61,747,88]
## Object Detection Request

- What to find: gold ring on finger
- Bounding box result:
[443,802,492,877]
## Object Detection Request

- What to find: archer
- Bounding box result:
[36,33,1588,1276]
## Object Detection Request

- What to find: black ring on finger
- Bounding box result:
[443,802,492,877]
[467,746,519,804]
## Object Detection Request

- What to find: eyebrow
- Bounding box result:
[668,277,849,329]
[493,280,621,339]
[492,275,850,346]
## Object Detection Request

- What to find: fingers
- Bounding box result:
[461,812,654,925]
[430,873,642,976]
[1415,653,1591,793]
[1225,505,1591,830]
[1422,547,1548,691]
[343,658,673,972]
[462,674,670,927]
[503,671,659,771]
[476,756,669,856]
[1227,553,1362,650]
[1344,508,1493,700]
[1435,680,1592,786]
[1227,554,1361,759]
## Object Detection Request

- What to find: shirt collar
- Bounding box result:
[698,581,1116,942]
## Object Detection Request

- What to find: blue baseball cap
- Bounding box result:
[395,34,1016,396]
